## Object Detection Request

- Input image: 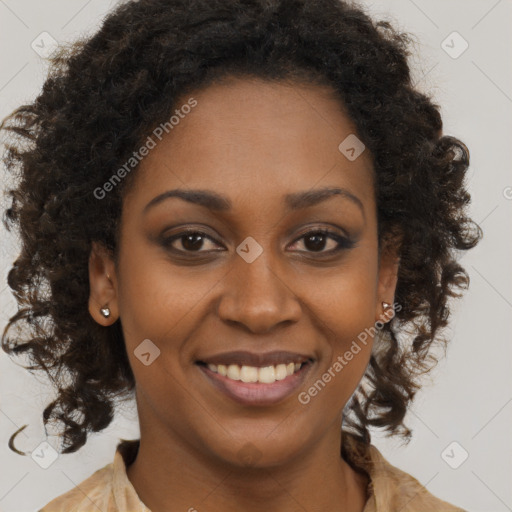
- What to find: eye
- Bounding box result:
[288,228,355,254]
[161,227,355,256]
[161,229,223,253]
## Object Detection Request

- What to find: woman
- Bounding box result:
[1,0,481,510]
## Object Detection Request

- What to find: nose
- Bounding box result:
[216,249,302,334]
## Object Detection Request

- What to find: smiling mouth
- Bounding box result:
[196,358,314,406]
[196,361,309,384]
[195,350,315,405]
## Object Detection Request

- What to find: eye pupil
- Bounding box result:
[304,233,327,252]
[182,233,204,251]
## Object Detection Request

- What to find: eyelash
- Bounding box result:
[161,227,356,257]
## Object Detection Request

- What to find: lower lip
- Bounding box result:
[197,362,313,406]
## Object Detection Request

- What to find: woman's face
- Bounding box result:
[89,77,399,467]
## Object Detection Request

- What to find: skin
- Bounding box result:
[88,77,399,512]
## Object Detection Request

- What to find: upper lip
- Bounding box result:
[197,350,314,367]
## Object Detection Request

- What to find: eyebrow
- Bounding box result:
[143,186,365,217]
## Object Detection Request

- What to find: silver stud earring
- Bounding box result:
[100,305,111,318]
[382,302,393,312]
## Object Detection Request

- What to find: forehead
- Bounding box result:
[124,77,375,214]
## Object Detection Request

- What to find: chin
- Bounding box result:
[203,432,307,470]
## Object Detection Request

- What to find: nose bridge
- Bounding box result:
[217,239,301,332]
[238,242,283,299]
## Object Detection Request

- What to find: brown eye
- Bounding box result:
[302,232,333,252]
[179,233,208,251]
[289,229,355,254]
[162,230,222,253]
[161,227,355,257]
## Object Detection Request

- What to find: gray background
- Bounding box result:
[0,1,511,511]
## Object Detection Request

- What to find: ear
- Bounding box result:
[88,241,118,326]
[375,234,401,324]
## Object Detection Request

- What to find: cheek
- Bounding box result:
[306,250,379,338]
[298,248,379,388]
[115,252,213,417]
[117,248,221,347]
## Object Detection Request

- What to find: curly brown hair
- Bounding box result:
[1,0,481,455]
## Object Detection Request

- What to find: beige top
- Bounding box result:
[39,434,466,511]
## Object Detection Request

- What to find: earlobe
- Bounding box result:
[379,301,395,324]
[376,240,401,324]
[100,303,112,318]
[88,242,118,325]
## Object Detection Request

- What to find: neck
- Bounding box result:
[126,421,369,512]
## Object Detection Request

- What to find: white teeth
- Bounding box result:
[258,366,276,383]
[275,364,288,380]
[226,364,241,380]
[240,365,259,383]
[205,361,305,383]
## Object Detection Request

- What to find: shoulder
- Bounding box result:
[366,444,466,511]
[343,434,466,512]
[38,439,142,512]
[38,462,114,512]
